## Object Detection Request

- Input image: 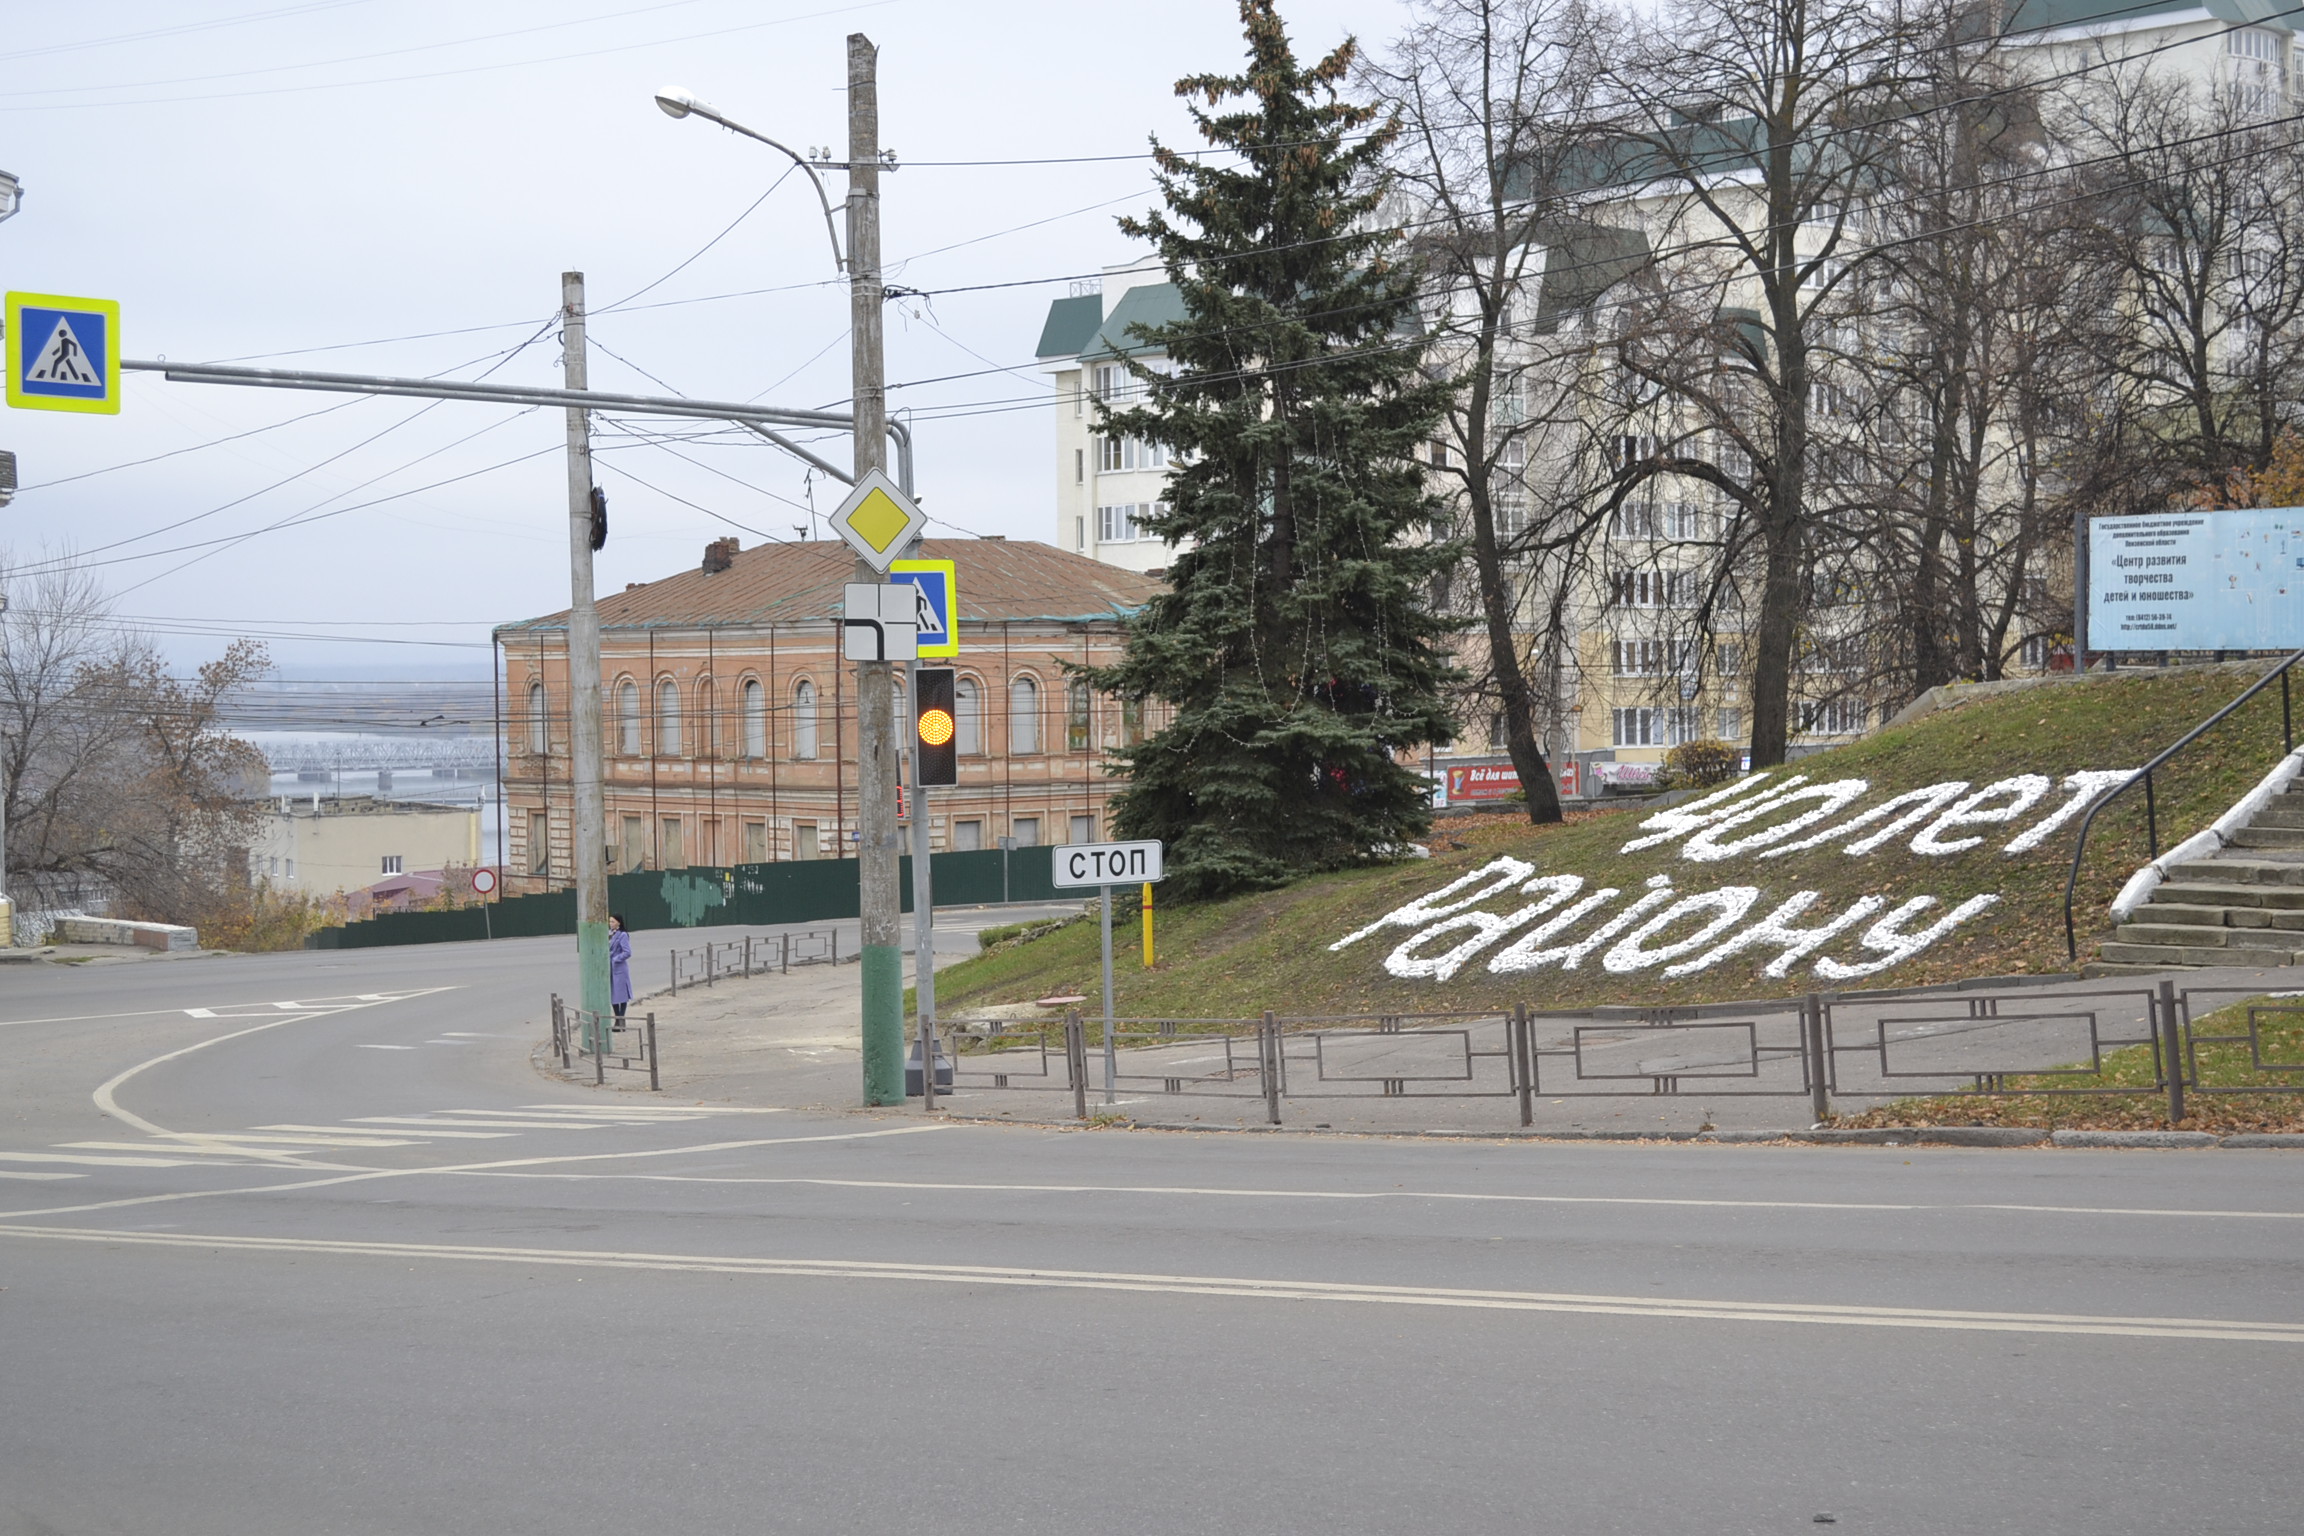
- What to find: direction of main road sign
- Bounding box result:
[1051,839,1165,888]
[7,291,120,414]
[827,467,927,573]
[842,582,918,661]
[888,557,957,658]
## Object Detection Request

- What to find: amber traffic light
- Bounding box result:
[914,666,957,786]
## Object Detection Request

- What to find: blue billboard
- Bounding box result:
[2087,509,2303,651]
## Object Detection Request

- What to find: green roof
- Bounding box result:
[2007,0,2292,33]
[1034,294,1103,360]
[1080,281,1187,361]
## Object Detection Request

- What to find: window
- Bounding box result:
[661,816,685,869]
[621,814,646,872]
[1494,490,1527,540]
[656,678,682,756]
[793,679,818,759]
[2020,634,2052,668]
[1612,707,1660,747]
[955,676,984,755]
[1010,675,1041,755]
[1665,708,1705,746]
[1611,638,1693,676]
[1429,440,1453,470]
[1609,434,1659,470]
[696,680,717,758]
[1662,500,1706,540]
[1611,503,1659,540]
[381,854,402,875]
[1121,697,1144,745]
[527,680,548,754]
[1091,363,1129,402]
[1608,570,1695,608]
[1716,708,1744,742]
[1489,711,1509,750]
[528,810,550,876]
[1012,816,1041,847]
[742,820,767,864]
[1798,699,1869,736]
[617,680,641,755]
[1067,680,1092,752]
[954,819,984,851]
[2229,27,2289,105]
[1075,515,1087,551]
[1098,436,1167,473]
[1098,504,1139,543]
[795,822,820,861]
[742,679,767,758]
[1075,448,1085,484]
[1070,813,1096,843]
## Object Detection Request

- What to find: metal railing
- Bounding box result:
[669,928,844,993]
[2064,648,2303,958]
[550,995,659,1089]
[937,981,2302,1128]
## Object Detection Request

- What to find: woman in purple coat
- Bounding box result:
[609,913,633,1031]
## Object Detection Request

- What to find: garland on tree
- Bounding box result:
[1090,0,1462,900]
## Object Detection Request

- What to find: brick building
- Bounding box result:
[493,537,1162,896]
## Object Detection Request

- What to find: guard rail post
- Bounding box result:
[1513,1004,1534,1127]
[2158,978,2185,1124]
[706,943,715,988]
[1065,1010,1088,1120]
[669,954,678,997]
[744,936,753,978]
[647,1011,659,1092]
[1805,993,1830,1124]
[782,933,790,973]
[593,1014,606,1086]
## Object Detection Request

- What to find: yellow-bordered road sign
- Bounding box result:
[7,291,120,414]
[889,557,958,657]
[827,467,926,573]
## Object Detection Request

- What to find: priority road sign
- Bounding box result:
[888,557,957,658]
[842,582,918,661]
[7,291,120,414]
[827,467,927,573]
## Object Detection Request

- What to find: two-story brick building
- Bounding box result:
[493,537,1162,896]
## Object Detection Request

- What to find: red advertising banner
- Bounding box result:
[1446,763,1523,801]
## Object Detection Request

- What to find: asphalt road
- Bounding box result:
[3,936,2302,1535]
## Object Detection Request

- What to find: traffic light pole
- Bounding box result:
[848,32,905,1108]
[910,718,936,1111]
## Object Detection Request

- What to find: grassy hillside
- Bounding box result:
[932,665,2296,1020]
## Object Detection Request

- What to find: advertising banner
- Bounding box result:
[2088,509,2303,651]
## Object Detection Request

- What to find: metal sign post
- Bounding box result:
[1051,840,1164,1107]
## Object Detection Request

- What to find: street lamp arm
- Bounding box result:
[681,103,845,273]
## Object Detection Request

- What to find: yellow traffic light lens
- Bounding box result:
[918,707,955,747]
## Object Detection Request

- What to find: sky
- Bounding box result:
[0,0,1404,674]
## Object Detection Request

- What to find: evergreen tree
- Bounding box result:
[1091,0,1461,900]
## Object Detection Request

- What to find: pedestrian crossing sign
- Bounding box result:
[7,291,120,414]
[889,558,958,657]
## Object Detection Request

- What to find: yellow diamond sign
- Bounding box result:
[828,467,927,572]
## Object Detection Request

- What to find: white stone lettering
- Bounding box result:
[1601,886,1763,973]
[2000,770,2137,853]
[1381,875,1585,981]
[1680,780,1871,863]
[1757,781,1969,858]
[1812,894,2002,979]
[1331,855,1534,951]
[1909,777,2053,856]
[1663,891,1891,978]
[1618,774,1789,853]
[1491,874,1678,973]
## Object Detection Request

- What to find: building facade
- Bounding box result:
[493,537,1163,898]
[252,795,483,896]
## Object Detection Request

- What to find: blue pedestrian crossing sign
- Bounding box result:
[7,291,121,414]
[888,558,958,658]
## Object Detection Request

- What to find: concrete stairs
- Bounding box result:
[2094,783,2304,970]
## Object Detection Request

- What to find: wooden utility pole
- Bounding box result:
[561,272,612,1038]
[848,32,904,1105]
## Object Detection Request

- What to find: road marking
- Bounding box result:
[0,1171,79,1181]
[2,1152,242,1168]
[164,1133,420,1149]
[0,1007,202,1029]
[349,1116,607,1131]
[259,1123,518,1140]
[0,1222,2296,1343]
[356,1044,415,1051]
[0,1125,953,1222]
[61,1141,308,1158]
[436,1173,2304,1223]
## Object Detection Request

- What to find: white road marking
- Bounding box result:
[166,1133,420,1149]
[61,1142,304,1158]
[349,1117,606,1131]
[260,1123,517,1140]
[2,1152,242,1168]
[0,1171,80,1181]
[355,1044,415,1050]
[518,1105,785,1116]
[0,1007,216,1029]
[0,1222,2296,1343]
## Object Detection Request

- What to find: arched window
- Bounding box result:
[657,678,682,756]
[955,675,983,756]
[526,680,548,755]
[1066,680,1092,752]
[616,680,641,756]
[742,678,767,758]
[793,679,819,760]
[696,679,717,758]
[1009,673,1041,756]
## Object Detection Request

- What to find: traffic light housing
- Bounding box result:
[914,666,957,786]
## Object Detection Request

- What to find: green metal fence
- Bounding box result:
[307,847,1066,950]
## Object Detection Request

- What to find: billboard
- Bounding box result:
[2088,509,2303,651]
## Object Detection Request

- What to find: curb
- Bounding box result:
[2050,1129,2221,1149]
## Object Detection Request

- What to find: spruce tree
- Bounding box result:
[1091,0,1461,900]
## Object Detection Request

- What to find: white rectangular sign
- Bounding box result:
[1051,839,1164,888]
[2088,509,2303,651]
[842,583,918,662]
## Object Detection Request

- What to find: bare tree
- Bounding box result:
[1366,0,1621,821]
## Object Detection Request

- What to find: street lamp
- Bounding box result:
[0,171,19,224]
[654,86,844,271]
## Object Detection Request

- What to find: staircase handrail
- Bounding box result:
[2064,648,2304,959]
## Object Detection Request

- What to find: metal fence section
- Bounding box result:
[668,928,844,993]
[933,981,2304,1128]
[550,994,659,1090]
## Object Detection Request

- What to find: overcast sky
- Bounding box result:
[0,0,1403,674]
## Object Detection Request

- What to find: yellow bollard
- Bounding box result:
[1141,881,1154,968]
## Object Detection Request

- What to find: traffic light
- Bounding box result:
[914,666,957,786]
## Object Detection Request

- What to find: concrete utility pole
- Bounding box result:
[561,272,613,1037]
[848,32,904,1106]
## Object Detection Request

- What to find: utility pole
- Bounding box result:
[561,272,612,1039]
[848,32,903,1106]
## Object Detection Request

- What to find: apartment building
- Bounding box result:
[492,537,1162,898]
